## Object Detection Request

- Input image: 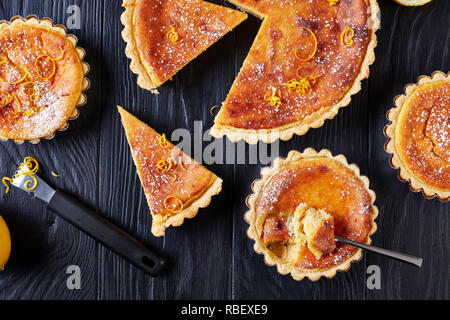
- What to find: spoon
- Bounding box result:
[335,236,423,268]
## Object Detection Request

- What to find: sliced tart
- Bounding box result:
[246,148,378,281]
[211,0,380,144]
[385,71,450,201]
[118,106,223,236]
[121,0,247,93]
[0,16,89,144]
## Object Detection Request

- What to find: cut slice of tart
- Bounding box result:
[121,0,247,93]
[118,106,223,236]
[211,0,380,144]
[246,148,378,281]
[385,71,450,201]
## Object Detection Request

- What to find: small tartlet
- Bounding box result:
[245,148,378,281]
[0,15,90,144]
[385,71,450,202]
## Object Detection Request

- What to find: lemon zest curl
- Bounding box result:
[341,27,355,47]
[264,87,282,108]
[166,25,179,42]
[295,27,318,62]
[164,196,184,214]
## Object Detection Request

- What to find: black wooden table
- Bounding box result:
[0,0,448,300]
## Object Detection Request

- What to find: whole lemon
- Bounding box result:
[0,215,11,271]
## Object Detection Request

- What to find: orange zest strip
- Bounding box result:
[0,67,28,85]
[2,177,13,194]
[0,90,13,108]
[178,156,187,170]
[328,0,340,6]
[264,87,282,108]
[35,55,56,80]
[285,73,322,95]
[24,110,35,117]
[164,196,184,214]
[158,134,170,148]
[156,160,169,173]
[22,81,41,102]
[21,157,39,175]
[11,93,21,113]
[341,27,355,47]
[295,27,318,62]
[209,105,219,116]
[167,156,178,171]
[0,56,29,85]
[51,172,61,177]
[166,25,179,42]
[171,173,177,182]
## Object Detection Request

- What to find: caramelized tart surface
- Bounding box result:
[213,0,378,142]
[118,107,222,236]
[123,0,247,90]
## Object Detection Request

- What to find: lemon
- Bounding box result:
[393,0,433,6]
[0,215,11,271]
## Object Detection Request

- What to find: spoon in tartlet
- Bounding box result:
[335,236,423,268]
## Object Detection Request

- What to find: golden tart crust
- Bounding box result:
[118,106,223,237]
[0,16,89,144]
[245,148,378,281]
[211,0,380,144]
[385,71,450,202]
[121,0,247,93]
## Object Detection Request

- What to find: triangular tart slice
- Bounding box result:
[121,0,247,93]
[118,106,223,236]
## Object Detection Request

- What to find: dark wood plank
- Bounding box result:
[0,0,102,299]
[366,0,449,299]
[96,0,235,299]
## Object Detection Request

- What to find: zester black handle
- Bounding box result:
[48,190,165,276]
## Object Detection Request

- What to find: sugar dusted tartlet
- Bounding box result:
[246,149,378,281]
[385,71,450,201]
[0,16,89,144]
[211,0,380,144]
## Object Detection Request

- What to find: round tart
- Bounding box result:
[121,0,247,93]
[385,71,450,201]
[0,16,89,144]
[245,148,378,281]
[211,0,380,144]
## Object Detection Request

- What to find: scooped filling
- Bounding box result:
[262,203,336,265]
